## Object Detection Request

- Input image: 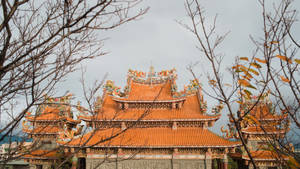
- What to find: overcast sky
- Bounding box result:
[59,0,300,134]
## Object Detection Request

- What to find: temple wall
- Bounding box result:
[86,158,212,169]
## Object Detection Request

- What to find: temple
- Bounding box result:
[58,67,241,169]
[225,94,290,169]
[22,68,292,169]
[22,94,82,169]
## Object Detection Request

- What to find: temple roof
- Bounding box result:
[26,107,61,121]
[23,150,59,159]
[114,80,179,102]
[23,126,62,135]
[26,106,80,123]
[59,128,241,148]
[243,98,287,121]
[80,94,218,121]
[250,104,286,121]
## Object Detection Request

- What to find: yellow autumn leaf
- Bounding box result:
[224,83,232,87]
[236,100,243,104]
[240,67,249,75]
[242,75,251,81]
[238,79,250,87]
[243,89,252,98]
[209,79,217,87]
[254,57,267,64]
[245,73,253,79]
[246,84,257,89]
[280,76,290,83]
[248,68,259,76]
[250,62,262,69]
[276,55,292,64]
[270,41,279,44]
[294,59,300,64]
[248,115,260,125]
[239,57,249,61]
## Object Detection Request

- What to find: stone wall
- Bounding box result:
[86,158,212,169]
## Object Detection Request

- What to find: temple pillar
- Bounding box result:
[223,154,228,169]
[29,165,37,169]
[118,103,123,109]
[42,164,52,169]
[118,148,123,156]
[204,121,208,129]
[121,122,126,130]
[205,148,212,169]
[124,103,129,109]
[71,156,78,169]
[172,122,177,130]
[92,122,95,129]
[248,163,254,169]
[173,148,178,156]
[178,102,182,109]
[172,102,176,109]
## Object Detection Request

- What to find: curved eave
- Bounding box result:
[112,97,186,103]
[26,117,80,123]
[258,118,287,121]
[241,130,287,135]
[242,156,289,161]
[242,131,286,134]
[23,128,60,135]
[60,144,242,149]
[24,131,58,135]
[79,117,220,122]
[23,156,58,160]
[26,118,60,122]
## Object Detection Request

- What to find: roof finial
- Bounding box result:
[149,65,154,75]
[149,62,155,85]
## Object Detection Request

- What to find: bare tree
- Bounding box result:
[180,0,300,168]
[0,0,148,165]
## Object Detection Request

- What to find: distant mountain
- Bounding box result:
[0,134,32,144]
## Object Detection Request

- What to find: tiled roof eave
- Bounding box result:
[23,129,60,135]
[112,98,186,103]
[241,130,286,135]
[62,144,242,149]
[258,118,286,121]
[26,118,60,122]
[23,156,58,160]
[243,158,283,161]
[242,156,289,161]
[25,132,58,135]
[82,117,220,122]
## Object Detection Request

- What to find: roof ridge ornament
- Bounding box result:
[127,68,177,84]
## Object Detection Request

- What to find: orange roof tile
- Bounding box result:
[26,107,60,121]
[117,81,177,101]
[242,150,288,161]
[26,106,80,124]
[248,103,286,121]
[23,126,62,135]
[60,128,241,148]
[23,150,59,159]
[81,94,218,121]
